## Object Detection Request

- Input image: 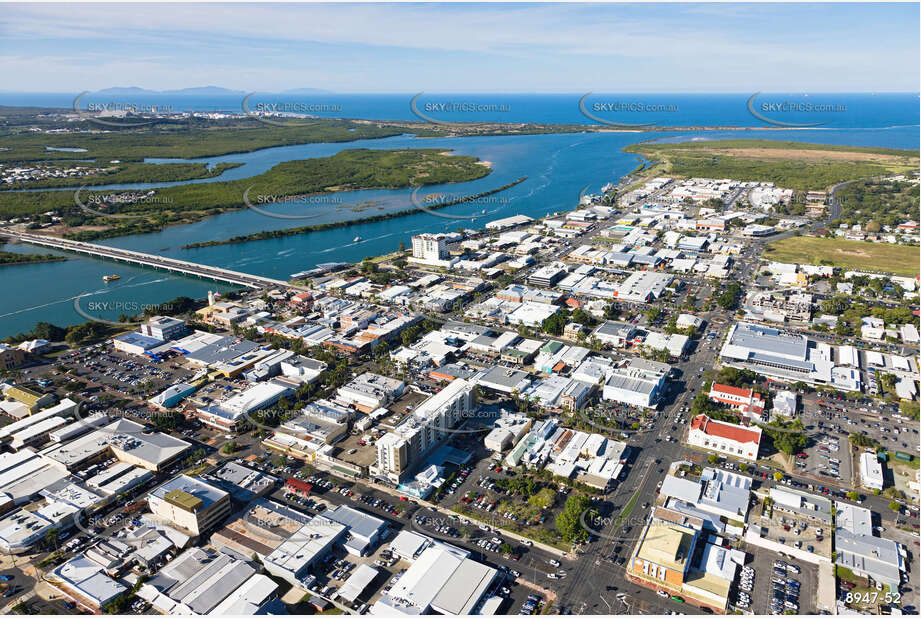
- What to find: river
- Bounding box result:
[1,123,918,336]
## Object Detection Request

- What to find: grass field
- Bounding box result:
[764,236,920,277]
[624,139,919,191]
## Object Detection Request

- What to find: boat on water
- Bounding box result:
[353,236,362,242]
[102,275,120,282]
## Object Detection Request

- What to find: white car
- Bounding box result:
[657,590,669,598]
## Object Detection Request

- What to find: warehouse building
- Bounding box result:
[720,322,857,390]
[835,502,906,590]
[139,547,278,615]
[601,358,670,408]
[48,556,127,611]
[372,544,498,615]
[616,271,674,303]
[196,382,293,432]
[40,419,191,473]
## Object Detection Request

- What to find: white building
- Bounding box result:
[373,379,475,483]
[859,452,885,491]
[140,316,187,341]
[372,544,498,615]
[336,373,405,412]
[601,358,670,408]
[687,415,762,461]
[410,234,459,268]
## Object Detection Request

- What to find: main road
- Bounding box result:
[0,229,291,289]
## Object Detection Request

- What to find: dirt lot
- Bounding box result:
[706,147,919,165]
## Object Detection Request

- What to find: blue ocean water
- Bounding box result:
[1,92,917,128]
[0,94,917,336]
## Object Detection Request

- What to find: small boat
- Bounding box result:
[353,236,361,242]
[102,275,120,282]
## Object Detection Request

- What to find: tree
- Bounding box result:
[846,491,859,501]
[43,528,60,551]
[570,308,596,327]
[707,454,719,464]
[899,400,920,421]
[739,463,748,472]
[773,472,784,481]
[541,312,568,336]
[889,501,901,512]
[603,303,619,320]
[555,493,592,543]
[646,307,662,323]
[221,441,238,455]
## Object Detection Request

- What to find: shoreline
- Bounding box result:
[180,176,528,249]
[0,255,69,267]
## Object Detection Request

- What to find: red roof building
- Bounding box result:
[285,478,313,497]
[707,383,765,420]
[688,414,762,461]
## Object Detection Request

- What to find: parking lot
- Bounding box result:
[740,544,816,614]
[796,431,851,485]
[757,502,833,559]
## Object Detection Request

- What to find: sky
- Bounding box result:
[2,2,918,93]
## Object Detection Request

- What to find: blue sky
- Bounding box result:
[2,3,918,93]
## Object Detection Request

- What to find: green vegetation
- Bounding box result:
[714,281,743,310]
[0,161,242,190]
[690,392,740,425]
[555,492,595,543]
[760,419,808,455]
[611,486,641,532]
[849,432,879,450]
[624,139,919,191]
[0,149,493,240]
[900,400,920,421]
[1,319,61,345]
[836,178,919,229]
[0,250,67,265]
[152,411,185,432]
[0,118,410,163]
[764,236,920,277]
[183,176,527,250]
